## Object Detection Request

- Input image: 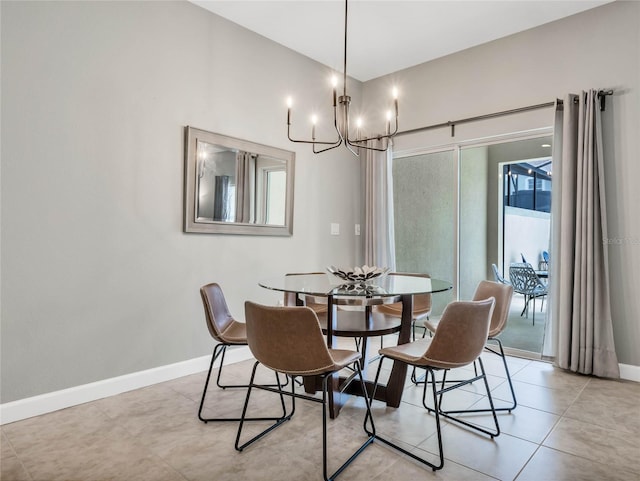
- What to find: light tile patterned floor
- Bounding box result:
[2,348,638,481]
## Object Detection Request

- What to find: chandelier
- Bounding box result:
[286,0,398,156]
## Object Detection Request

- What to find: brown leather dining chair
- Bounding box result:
[366,298,500,471]
[236,301,376,481]
[283,272,328,314]
[423,280,516,412]
[198,283,285,423]
[374,272,432,341]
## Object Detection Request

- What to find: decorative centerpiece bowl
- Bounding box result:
[327,265,390,284]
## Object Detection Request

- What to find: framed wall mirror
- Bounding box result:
[183,126,295,235]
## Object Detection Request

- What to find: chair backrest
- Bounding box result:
[472,280,513,338]
[244,301,338,376]
[377,272,432,318]
[200,283,237,343]
[509,263,543,295]
[421,298,495,369]
[284,272,327,312]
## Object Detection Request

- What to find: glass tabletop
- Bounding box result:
[259,273,452,298]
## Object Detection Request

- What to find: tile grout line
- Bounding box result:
[534,376,640,476]
[511,443,543,481]
[539,376,591,443]
[2,429,35,481]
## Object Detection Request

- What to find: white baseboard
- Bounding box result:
[0,346,253,425]
[1,350,637,425]
[619,363,640,383]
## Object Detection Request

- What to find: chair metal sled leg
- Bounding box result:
[234,361,294,449]
[214,343,290,390]
[235,360,375,481]
[198,346,288,423]
[482,337,517,412]
[427,358,501,437]
[366,357,444,471]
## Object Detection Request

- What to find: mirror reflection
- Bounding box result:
[196,142,287,225]
[184,127,294,235]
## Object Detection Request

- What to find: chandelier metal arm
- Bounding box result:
[313,141,343,154]
[287,126,340,146]
[347,138,388,152]
[349,119,399,144]
[287,102,342,146]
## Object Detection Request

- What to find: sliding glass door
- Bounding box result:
[393,133,552,355]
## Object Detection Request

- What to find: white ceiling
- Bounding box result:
[191,0,612,81]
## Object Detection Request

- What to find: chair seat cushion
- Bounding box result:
[328,349,362,371]
[379,338,432,364]
[275,349,361,376]
[219,320,247,344]
[423,318,439,334]
[379,338,475,370]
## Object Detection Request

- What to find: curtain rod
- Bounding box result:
[396,89,614,138]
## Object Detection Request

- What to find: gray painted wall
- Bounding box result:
[364,0,640,366]
[1,1,364,403]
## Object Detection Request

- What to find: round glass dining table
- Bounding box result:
[260,272,451,300]
[259,273,452,417]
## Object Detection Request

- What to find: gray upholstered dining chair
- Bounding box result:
[509,262,548,325]
[236,302,375,481]
[366,298,500,471]
[198,283,286,423]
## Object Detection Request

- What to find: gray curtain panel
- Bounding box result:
[213,175,231,222]
[550,90,619,378]
[235,151,256,223]
[364,141,396,270]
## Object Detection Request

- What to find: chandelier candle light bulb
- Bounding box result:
[332,76,338,106]
[311,114,318,140]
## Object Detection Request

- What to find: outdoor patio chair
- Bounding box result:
[508,263,548,325]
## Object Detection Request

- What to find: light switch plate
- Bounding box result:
[331,223,340,235]
[355,224,361,236]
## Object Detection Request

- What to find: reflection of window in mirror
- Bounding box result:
[255,156,287,225]
[265,170,286,225]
